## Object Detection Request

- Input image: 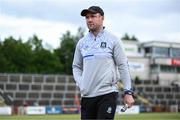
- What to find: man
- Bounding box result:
[72,6,134,119]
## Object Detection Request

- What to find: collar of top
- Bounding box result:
[89,27,105,40]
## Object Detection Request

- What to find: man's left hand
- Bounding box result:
[123,94,135,108]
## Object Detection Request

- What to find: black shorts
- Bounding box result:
[81,92,118,120]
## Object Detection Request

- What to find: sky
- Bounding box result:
[0,0,180,48]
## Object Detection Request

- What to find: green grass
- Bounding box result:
[115,113,180,120]
[0,113,179,120]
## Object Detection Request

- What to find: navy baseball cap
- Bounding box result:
[81,6,104,16]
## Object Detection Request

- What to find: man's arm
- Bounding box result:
[113,38,134,107]
[72,42,83,87]
[113,39,131,90]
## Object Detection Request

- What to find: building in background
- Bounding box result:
[124,40,180,86]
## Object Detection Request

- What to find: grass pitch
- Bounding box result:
[0,113,179,120]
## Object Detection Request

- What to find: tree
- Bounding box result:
[131,35,138,41]
[31,48,63,74]
[0,41,9,72]
[121,33,130,40]
[0,35,63,74]
[27,35,63,74]
[55,27,85,75]
[55,31,76,74]
[0,36,33,72]
[121,33,138,41]
[27,34,43,51]
[0,27,85,74]
[74,27,85,43]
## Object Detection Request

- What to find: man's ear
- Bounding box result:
[102,16,104,20]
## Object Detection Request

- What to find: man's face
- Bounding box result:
[85,13,104,32]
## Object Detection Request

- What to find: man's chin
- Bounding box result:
[88,28,96,32]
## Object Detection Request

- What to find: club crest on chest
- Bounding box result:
[100,42,107,48]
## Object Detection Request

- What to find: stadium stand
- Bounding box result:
[0,74,80,107]
[0,73,179,112]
